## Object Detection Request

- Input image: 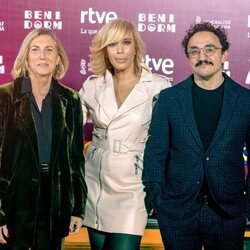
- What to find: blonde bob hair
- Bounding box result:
[90,19,146,76]
[12,28,69,80]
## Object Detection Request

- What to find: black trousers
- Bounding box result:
[0,212,62,250]
[0,170,62,250]
[0,232,62,250]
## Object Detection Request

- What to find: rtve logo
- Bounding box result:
[80,8,117,24]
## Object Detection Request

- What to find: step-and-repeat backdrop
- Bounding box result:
[0,0,250,147]
[1,0,250,88]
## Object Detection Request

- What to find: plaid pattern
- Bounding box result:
[143,73,250,232]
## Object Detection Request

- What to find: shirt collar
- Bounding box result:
[21,77,53,95]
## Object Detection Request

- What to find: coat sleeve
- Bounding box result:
[0,95,8,226]
[79,84,88,125]
[142,91,170,213]
[71,93,87,218]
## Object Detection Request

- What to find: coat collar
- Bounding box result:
[13,78,40,161]
[94,67,154,121]
[50,83,68,167]
[12,78,68,166]
[178,73,238,152]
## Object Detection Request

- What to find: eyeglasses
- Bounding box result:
[187,46,222,58]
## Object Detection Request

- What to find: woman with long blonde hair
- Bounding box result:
[80,19,171,250]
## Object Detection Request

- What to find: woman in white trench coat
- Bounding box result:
[79,19,171,250]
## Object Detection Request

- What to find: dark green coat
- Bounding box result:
[0,78,87,246]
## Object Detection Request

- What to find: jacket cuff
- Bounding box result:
[0,210,6,226]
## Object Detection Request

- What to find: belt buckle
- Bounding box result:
[40,163,49,172]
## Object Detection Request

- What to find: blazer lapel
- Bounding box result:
[208,78,238,149]
[13,79,68,166]
[178,77,204,150]
[50,86,67,166]
[13,84,40,162]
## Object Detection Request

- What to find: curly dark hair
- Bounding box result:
[182,21,230,58]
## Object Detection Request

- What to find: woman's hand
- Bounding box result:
[69,216,83,235]
[0,225,8,244]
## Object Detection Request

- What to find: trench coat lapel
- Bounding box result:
[178,77,204,150]
[113,80,149,119]
[114,68,153,119]
[94,69,152,121]
[94,72,118,121]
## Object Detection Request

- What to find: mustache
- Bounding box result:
[195,60,214,67]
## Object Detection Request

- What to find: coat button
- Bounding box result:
[206,157,210,161]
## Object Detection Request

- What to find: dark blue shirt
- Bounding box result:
[21,78,52,164]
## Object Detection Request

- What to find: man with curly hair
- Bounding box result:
[143,21,250,250]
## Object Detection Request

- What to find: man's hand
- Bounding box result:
[0,225,8,244]
[69,216,83,235]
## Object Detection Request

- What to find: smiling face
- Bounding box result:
[27,34,60,79]
[106,32,136,74]
[187,31,228,83]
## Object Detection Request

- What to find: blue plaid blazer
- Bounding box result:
[143,73,250,219]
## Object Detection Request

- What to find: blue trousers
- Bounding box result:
[156,201,246,250]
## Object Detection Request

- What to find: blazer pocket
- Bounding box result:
[224,180,245,197]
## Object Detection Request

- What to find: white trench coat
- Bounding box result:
[79,68,171,235]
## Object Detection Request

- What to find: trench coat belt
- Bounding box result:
[92,137,145,153]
